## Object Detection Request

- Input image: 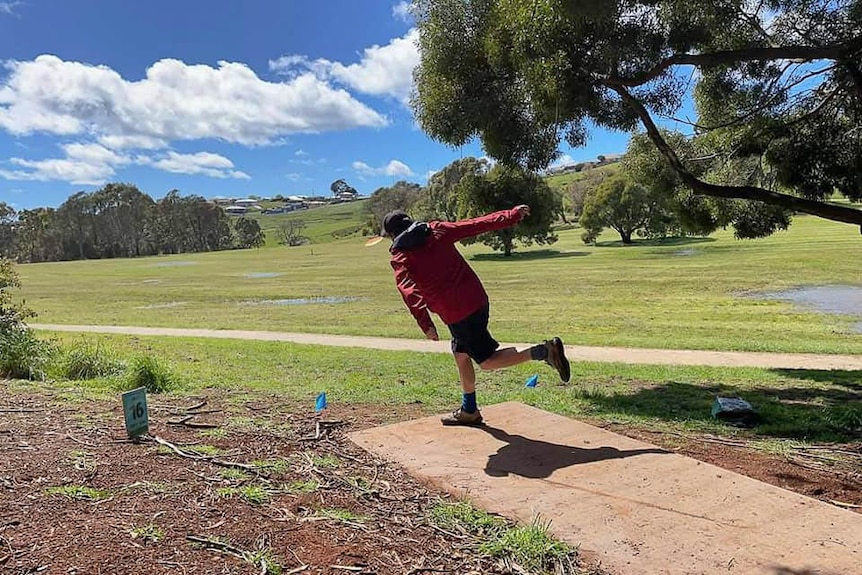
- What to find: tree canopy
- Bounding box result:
[411,0,862,233]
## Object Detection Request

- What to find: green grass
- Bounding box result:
[55,339,125,380]
[40,332,861,443]
[252,458,291,474]
[124,355,179,394]
[19,214,862,355]
[216,485,272,505]
[430,501,576,574]
[130,523,164,544]
[285,480,319,494]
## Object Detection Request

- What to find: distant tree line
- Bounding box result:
[0,183,264,263]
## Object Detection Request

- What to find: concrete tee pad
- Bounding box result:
[348,402,860,575]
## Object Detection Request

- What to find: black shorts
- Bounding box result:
[447,304,499,364]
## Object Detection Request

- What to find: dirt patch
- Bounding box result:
[3,386,859,575]
[0,389,599,575]
[611,426,862,511]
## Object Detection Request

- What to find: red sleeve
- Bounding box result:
[434,208,524,244]
[390,258,435,334]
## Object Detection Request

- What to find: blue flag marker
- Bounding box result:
[315,392,327,412]
[525,375,539,388]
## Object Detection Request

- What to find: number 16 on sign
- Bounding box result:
[122,387,149,439]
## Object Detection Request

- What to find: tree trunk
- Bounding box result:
[620,230,633,244]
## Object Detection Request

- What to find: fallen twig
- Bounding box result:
[0,408,45,413]
[151,436,257,473]
[167,418,220,429]
[66,432,98,448]
[830,499,862,509]
[186,535,246,559]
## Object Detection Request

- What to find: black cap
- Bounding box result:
[381,210,413,238]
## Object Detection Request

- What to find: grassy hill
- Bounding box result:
[247,199,370,247]
[544,161,622,191]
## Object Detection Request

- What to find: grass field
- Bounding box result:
[16,213,862,354]
[22,331,862,444]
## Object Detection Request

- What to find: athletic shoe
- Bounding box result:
[545,337,571,383]
[441,408,484,426]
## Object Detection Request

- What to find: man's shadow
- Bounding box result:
[479,425,668,479]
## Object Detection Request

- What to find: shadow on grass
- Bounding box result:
[593,236,717,248]
[579,378,862,443]
[478,425,667,478]
[470,249,590,261]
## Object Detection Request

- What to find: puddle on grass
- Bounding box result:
[136,302,187,310]
[244,272,283,279]
[240,296,360,306]
[672,248,700,257]
[747,284,862,333]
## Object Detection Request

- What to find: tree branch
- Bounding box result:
[612,43,858,87]
[608,84,862,231]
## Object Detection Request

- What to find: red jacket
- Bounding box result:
[389,208,524,332]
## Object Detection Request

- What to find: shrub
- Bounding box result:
[58,340,125,380]
[124,355,179,394]
[0,326,55,380]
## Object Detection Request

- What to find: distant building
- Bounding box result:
[224,206,248,215]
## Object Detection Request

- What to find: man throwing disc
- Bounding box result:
[382,205,571,426]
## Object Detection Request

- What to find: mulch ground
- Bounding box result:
[1,386,859,575]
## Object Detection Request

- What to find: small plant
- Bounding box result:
[430,500,506,538]
[130,523,164,544]
[58,340,124,380]
[216,485,271,505]
[252,458,290,475]
[124,355,178,394]
[46,485,112,501]
[825,404,862,434]
[67,450,97,472]
[479,517,574,574]
[247,548,283,575]
[198,427,228,439]
[310,454,340,469]
[186,444,222,457]
[285,480,319,494]
[219,468,252,482]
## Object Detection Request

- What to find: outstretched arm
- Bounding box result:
[436,205,530,244]
[391,259,437,338]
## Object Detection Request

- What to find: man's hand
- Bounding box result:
[424,326,439,341]
[514,205,531,220]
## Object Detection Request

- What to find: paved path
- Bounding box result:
[350,402,862,575]
[32,323,862,370]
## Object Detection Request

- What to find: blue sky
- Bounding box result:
[0,0,636,210]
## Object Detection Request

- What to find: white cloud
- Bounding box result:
[270,29,420,103]
[0,2,21,16]
[294,149,308,156]
[353,159,414,177]
[425,169,437,181]
[0,143,249,184]
[0,143,130,185]
[144,151,250,179]
[548,154,576,170]
[286,172,302,182]
[0,55,389,147]
[392,1,412,22]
